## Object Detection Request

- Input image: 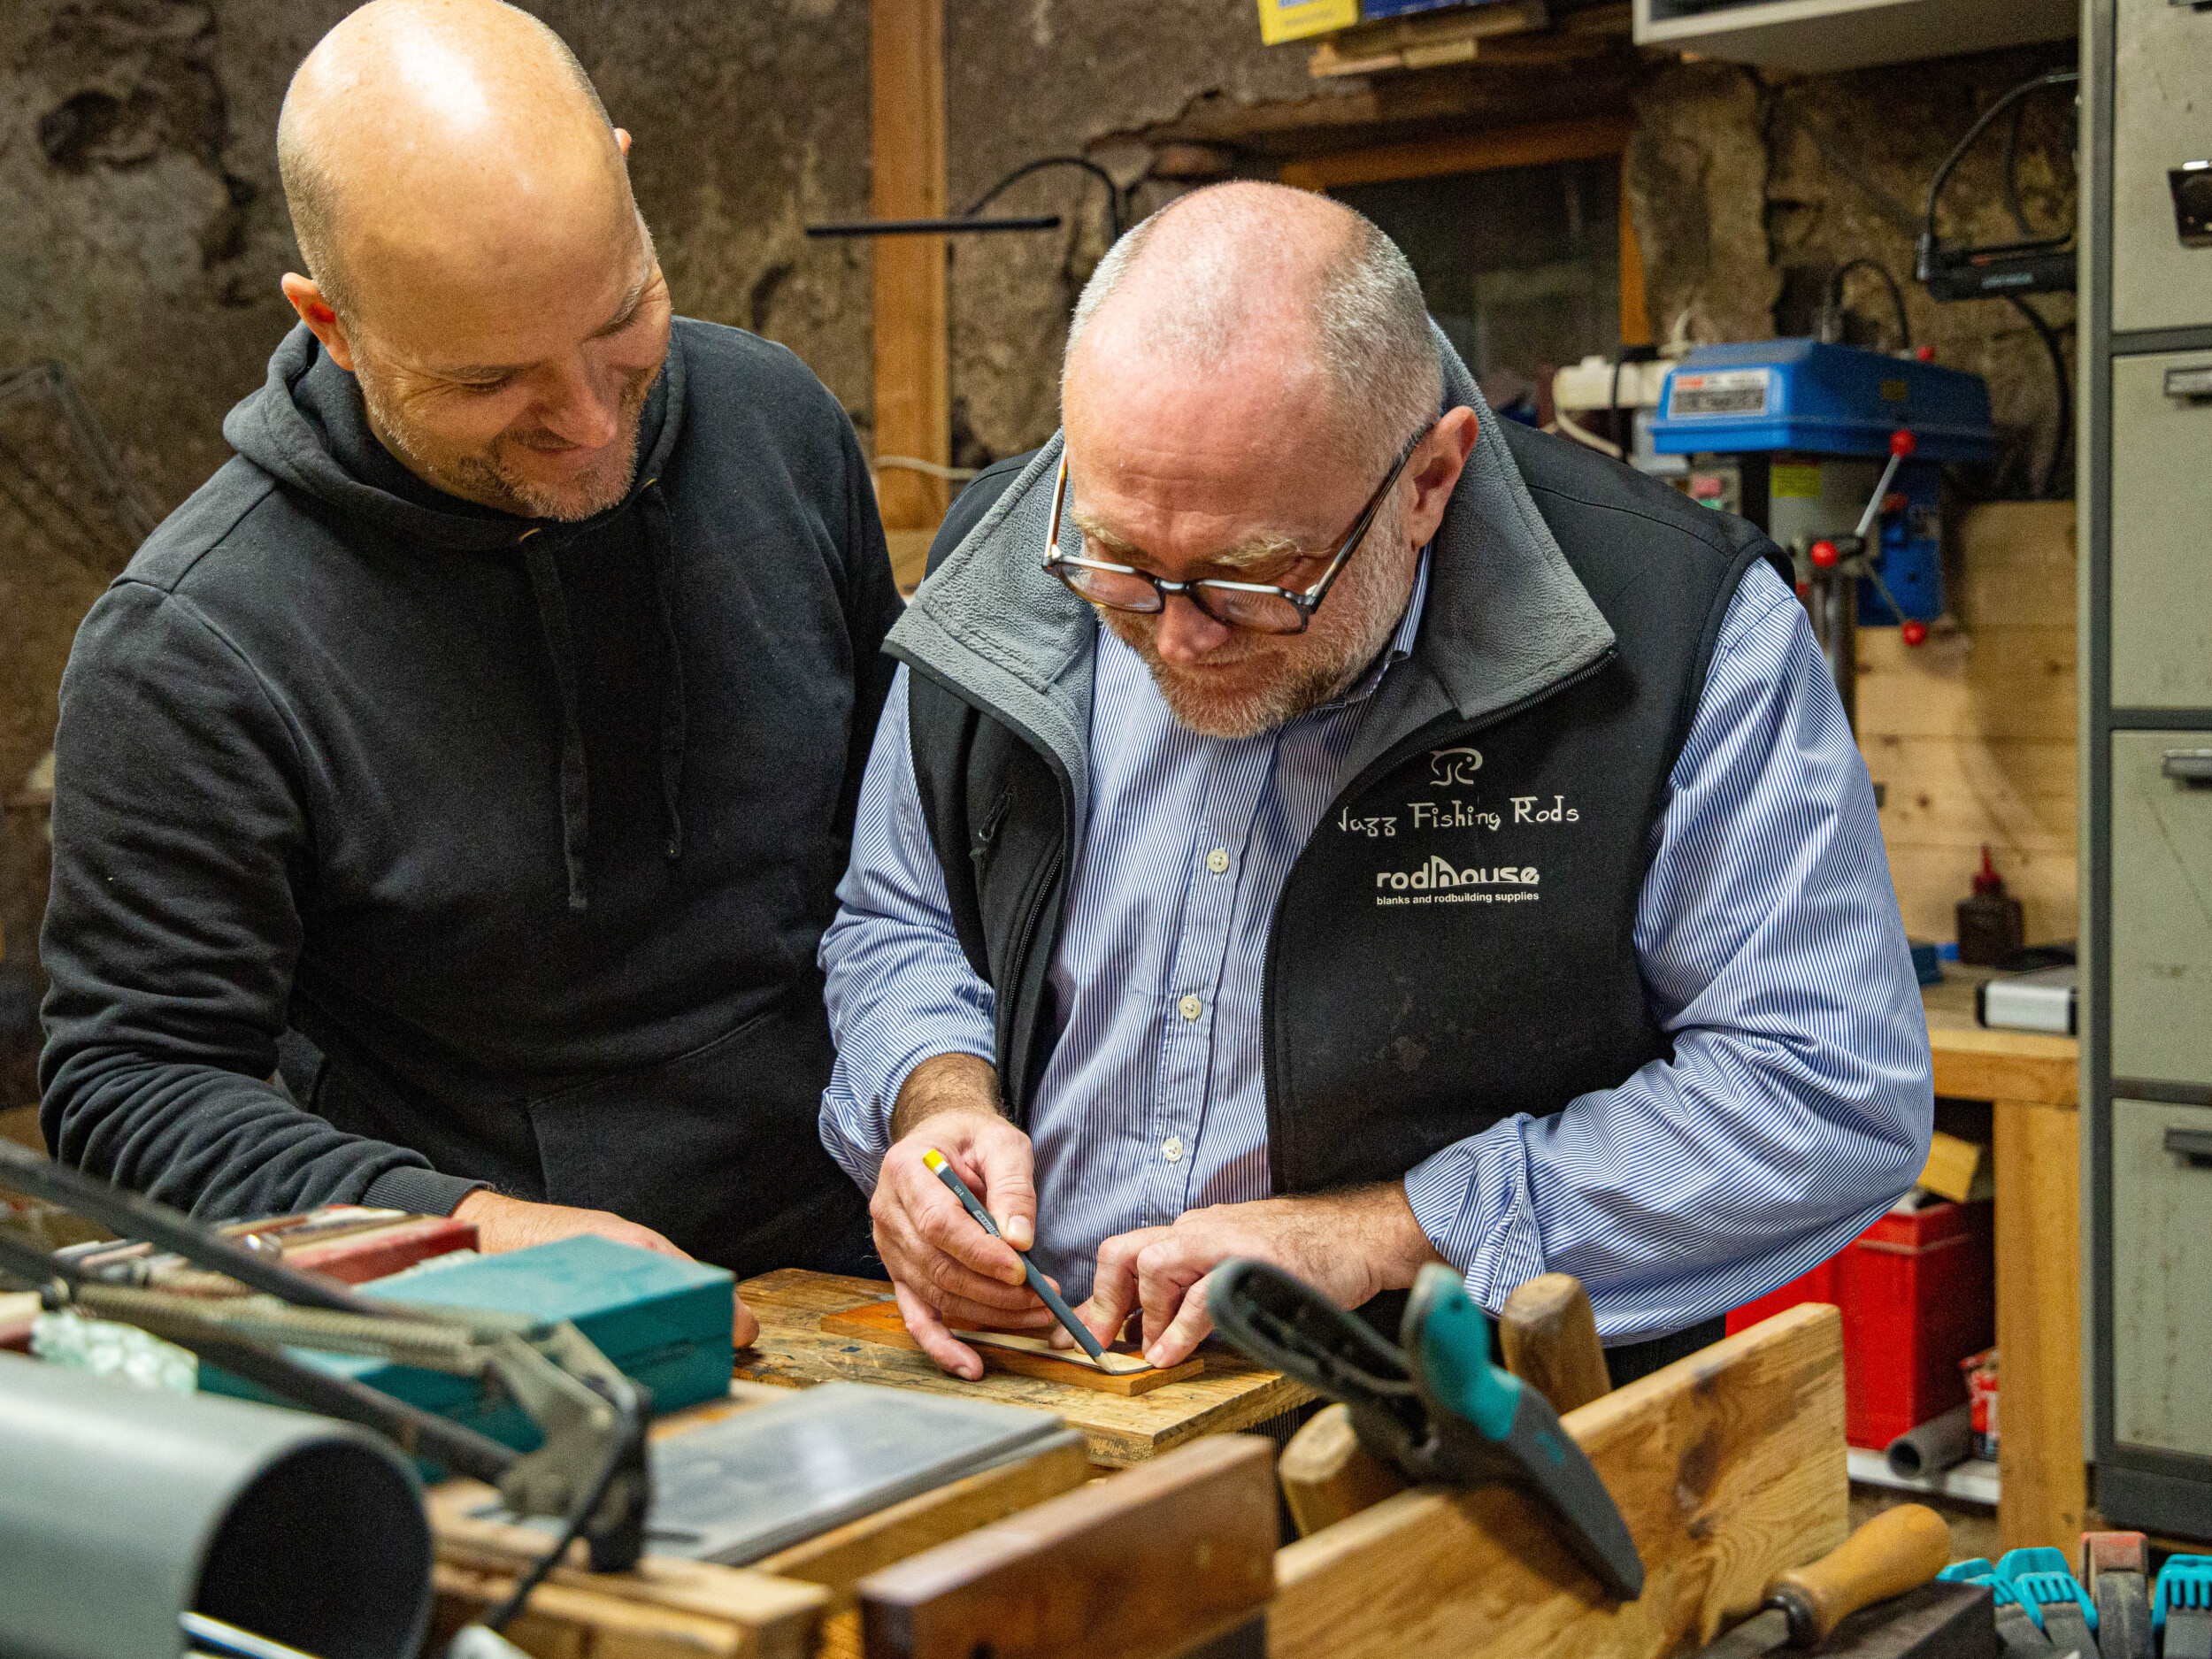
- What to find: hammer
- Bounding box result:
[1277,1271,1609,1537]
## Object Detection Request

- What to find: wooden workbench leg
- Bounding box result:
[1994,1096,2086,1552]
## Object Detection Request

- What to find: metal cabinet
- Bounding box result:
[2113,3,2212,334]
[2110,354,2212,709]
[2112,1099,2212,1459]
[2109,734,2212,1087]
[2089,2,2212,1540]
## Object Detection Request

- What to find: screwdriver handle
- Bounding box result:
[1770,1503,1952,1645]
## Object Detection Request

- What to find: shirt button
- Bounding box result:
[1205,848,1230,874]
[1162,1136,1185,1163]
[1178,993,1203,1021]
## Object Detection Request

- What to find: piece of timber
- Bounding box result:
[820,1297,1202,1394]
[432,1558,803,1659]
[1499,1272,1612,1415]
[737,1270,1310,1467]
[857,1435,1279,1659]
[1276,1270,1612,1537]
[1271,1302,1848,1659]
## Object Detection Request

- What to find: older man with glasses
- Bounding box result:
[818,182,1932,1384]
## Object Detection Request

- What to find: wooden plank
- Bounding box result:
[750,1435,1093,1592]
[1994,1097,2086,1555]
[1269,1303,1849,1659]
[856,1436,1279,1659]
[1278,1403,1408,1538]
[434,1560,764,1658]
[1855,626,2077,742]
[1866,735,2076,853]
[870,0,948,534]
[1279,116,1633,191]
[1928,1026,2079,1109]
[1306,0,1550,77]
[738,1271,1313,1468]
[1951,502,2078,628]
[820,1298,1203,1394]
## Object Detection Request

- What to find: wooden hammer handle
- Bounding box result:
[1499,1272,1610,1415]
[1769,1503,1952,1643]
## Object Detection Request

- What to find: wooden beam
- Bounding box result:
[1994,1096,2085,1554]
[1279,116,1634,192]
[871,0,948,533]
[1270,1303,1849,1659]
[857,1436,1279,1659]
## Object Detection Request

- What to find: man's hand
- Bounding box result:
[1070,1184,1447,1371]
[451,1190,760,1348]
[872,1054,1058,1379]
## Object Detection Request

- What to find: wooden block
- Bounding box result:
[820,1298,1203,1395]
[736,1271,1313,1469]
[1270,1303,1849,1659]
[1279,1403,1408,1538]
[856,1436,1279,1659]
[1498,1273,1611,1415]
[433,1559,766,1658]
[1916,1131,1988,1205]
[1993,1096,2085,1555]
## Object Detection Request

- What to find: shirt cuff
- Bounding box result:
[364,1165,490,1217]
[1402,1117,1548,1312]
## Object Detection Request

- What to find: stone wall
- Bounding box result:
[0,0,2078,1096]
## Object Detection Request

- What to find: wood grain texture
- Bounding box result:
[432,1558,802,1659]
[856,1436,1279,1659]
[736,1271,1313,1468]
[1270,1303,1849,1659]
[1499,1273,1611,1415]
[1994,1097,2086,1555]
[1278,1403,1408,1538]
[869,0,947,534]
[819,1298,1203,1394]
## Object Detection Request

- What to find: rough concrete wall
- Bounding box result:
[0,0,872,1095]
[942,0,1315,463]
[1631,46,2078,499]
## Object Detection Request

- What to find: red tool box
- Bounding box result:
[1727,1199,1994,1449]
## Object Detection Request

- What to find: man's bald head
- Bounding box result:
[1064,182,1440,470]
[278,0,634,329]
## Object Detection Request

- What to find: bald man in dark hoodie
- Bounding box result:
[38,0,899,1318]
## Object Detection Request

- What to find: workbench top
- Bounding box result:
[733,1269,1314,1468]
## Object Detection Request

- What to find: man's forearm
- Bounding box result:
[889,1053,1002,1142]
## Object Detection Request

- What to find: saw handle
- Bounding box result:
[1769,1503,1952,1644]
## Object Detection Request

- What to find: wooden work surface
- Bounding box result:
[1916,971,2084,1558]
[733,1269,1313,1469]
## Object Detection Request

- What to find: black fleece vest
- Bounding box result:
[906,426,1784,1363]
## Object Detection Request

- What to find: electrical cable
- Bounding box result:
[1821,257,1913,351]
[1918,69,2078,268]
[2001,97,2034,238]
[959,155,1127,239]
[2004,292,2072,500]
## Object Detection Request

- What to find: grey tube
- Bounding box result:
[1886,1401,1975,1479]
[0,1354,431,1659]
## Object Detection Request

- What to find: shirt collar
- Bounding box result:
[1318,544,1432,712]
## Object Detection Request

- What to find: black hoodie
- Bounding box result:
[39,319,900,1275]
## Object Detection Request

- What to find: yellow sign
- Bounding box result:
[1771,463,1823,500]
[1257,0,1359,43]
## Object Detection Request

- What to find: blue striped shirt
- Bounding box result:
[818,555,1931,1343]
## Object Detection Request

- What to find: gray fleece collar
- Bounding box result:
[886,322,1615,819]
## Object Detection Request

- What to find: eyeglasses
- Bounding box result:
[1041,423,1433,636]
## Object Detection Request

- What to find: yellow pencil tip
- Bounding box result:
[922,1148,947,1171]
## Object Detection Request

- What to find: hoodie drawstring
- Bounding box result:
[520,532,592,914]
[518,481,688,915]
[640,479,687,863]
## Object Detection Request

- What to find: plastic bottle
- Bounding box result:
[1956,845,2025,966]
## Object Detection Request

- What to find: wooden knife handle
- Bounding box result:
[1770,1503,1952,1644]
[1499,1273,1610,1415]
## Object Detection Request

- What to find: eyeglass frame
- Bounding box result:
[1040,420,1436,636]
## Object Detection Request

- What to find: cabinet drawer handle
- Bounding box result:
[2168,366,2212,401]
[2163,1126,2212,1166]
[2163,749,2212,786]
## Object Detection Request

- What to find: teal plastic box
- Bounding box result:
[202,1235,736,1448]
